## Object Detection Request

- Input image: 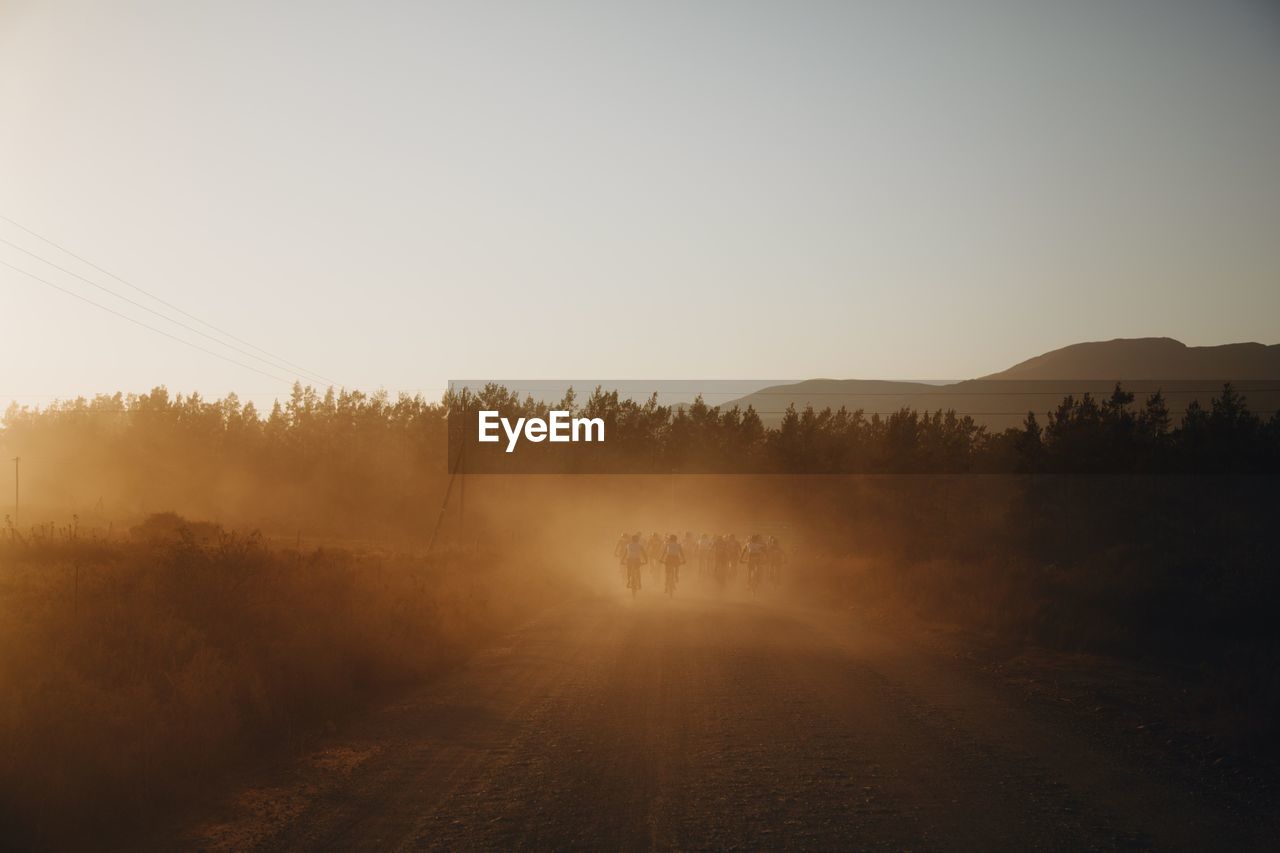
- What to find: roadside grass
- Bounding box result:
[794,545,1280,765]
[777,475,1280,763]
[0,514,571,848]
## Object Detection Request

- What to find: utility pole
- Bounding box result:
[12,457,18,527]
[458,464,466,542]
[670,468,676,529]
[427,427,466,555]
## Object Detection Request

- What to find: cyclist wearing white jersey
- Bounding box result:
[624,534,648,596]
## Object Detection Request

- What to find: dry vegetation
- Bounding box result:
[0,513,576,848]
[1,471,1277,846]
[777,474,1280,757]
[1,384,1277,846]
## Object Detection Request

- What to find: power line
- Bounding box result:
[0,214,340,387]
[6,407,1273,419]
[444,385,1280,396]
[7,383,1272,404]
[0,392,296,397]
[735,410,1278,416]
[0,234,336,387]
[3,383,1273,414]
[1,259,296,385]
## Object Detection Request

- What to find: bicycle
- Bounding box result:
[740,534,767,597]
[626,558,645,598]
[743,556,764,596]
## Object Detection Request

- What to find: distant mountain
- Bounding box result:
[983,337,1280,381]
[718,339,1280,430]
[451,379,785,409]
[723,379,953,421]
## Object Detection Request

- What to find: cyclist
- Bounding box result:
[741,533,767,594]
[766,535,785,584]
[624,533,648,596]
[647,532,663,581]
[712,534,731,588]
[661,533,686,596]
[614,532,630,582]
[725,533,741,580]
[697,532,712,576]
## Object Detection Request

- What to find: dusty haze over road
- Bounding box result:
[177,591,1273,852]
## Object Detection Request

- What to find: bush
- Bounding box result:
[0,514,571,847]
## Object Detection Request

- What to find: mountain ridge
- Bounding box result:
[982,337,1280,381]
[718,338,1280,429]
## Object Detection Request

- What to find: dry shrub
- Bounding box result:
[0,514,574,847]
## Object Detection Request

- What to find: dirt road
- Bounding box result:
[178,591,1274,851]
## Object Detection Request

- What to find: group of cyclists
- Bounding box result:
[613,530,786,598]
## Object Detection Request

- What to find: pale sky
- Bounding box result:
[1,0,1278,409]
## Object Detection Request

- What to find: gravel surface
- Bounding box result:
[168,592,1277,851]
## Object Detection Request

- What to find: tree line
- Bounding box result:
[1,379,1275,532]
[446,381,1280,474]
[4,381,1278,484]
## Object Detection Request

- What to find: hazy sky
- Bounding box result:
[1,0,1277,408]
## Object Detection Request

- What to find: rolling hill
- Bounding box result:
[719,338,1280,430]
[984,337,1280,381]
